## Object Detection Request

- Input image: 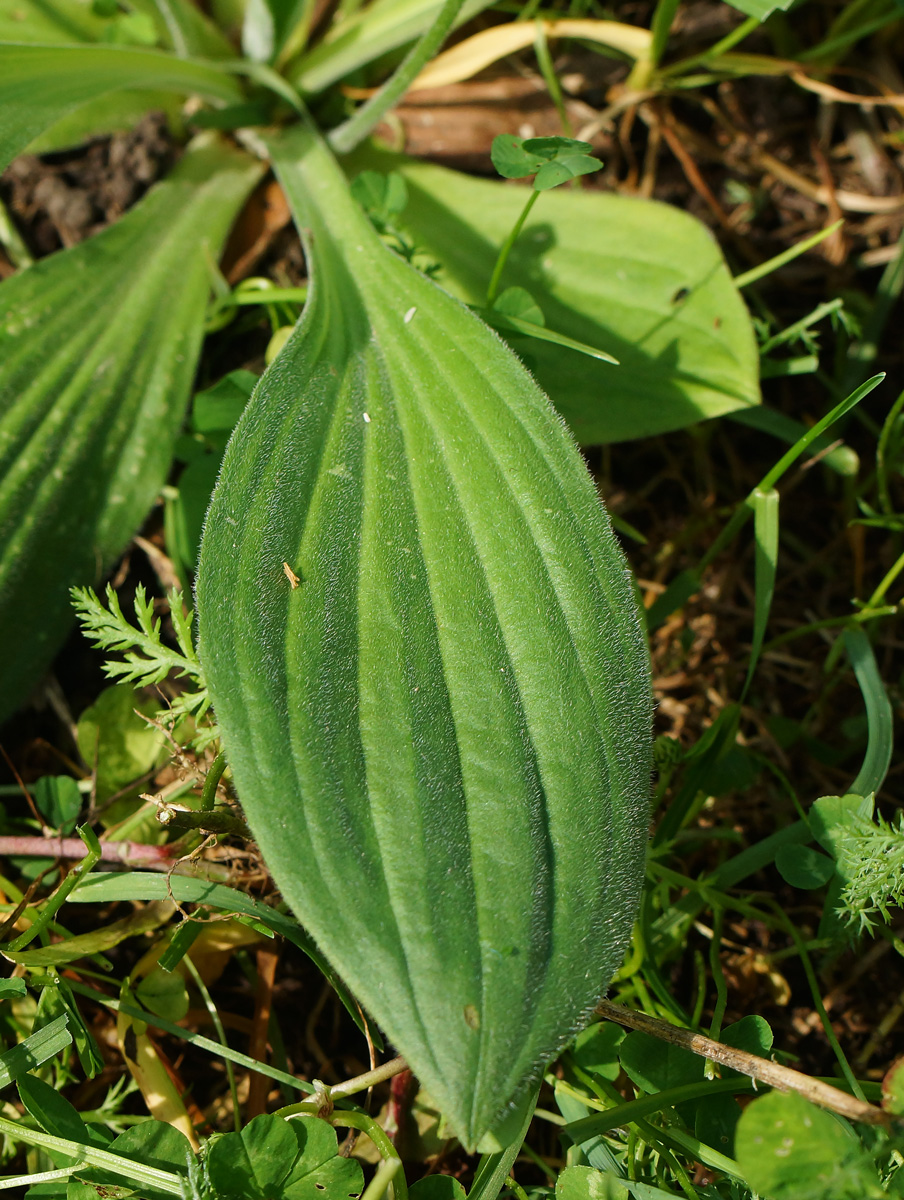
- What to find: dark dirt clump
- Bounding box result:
[0,111,177,260]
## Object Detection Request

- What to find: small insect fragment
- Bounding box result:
[404,306,416,324]
[283,562,300,589]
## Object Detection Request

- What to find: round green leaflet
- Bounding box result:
[196,122,653,1150]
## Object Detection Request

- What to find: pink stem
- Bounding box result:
[0,835,177,871]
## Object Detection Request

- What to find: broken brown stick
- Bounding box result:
[597,998,889,1127]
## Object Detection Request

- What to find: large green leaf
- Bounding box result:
[196,121,652,1149]
[0,43,242,172]
[0,136,260,723]
[348,149,760,444]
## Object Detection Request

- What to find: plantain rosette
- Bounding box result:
[196,122,653,1150]
[0,136,261,722]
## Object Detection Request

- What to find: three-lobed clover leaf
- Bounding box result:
[206,1114,364,1200]
[490,135,603,191]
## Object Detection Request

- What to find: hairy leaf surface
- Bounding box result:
[0,137,260,722]
[349,149,759,443]
[0,43,242,171]
[197,122,652,1147]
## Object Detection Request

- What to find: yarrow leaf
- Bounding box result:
[71,584,217,750]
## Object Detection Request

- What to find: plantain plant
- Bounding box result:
[0,0,762,1151]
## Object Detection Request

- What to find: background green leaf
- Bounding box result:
[0,0,106,43]
[0,43,242,171]
[0,138,260,723]
[735,1091,881,1199]
[197,121,652,1149]
[722,0,795,20]
[775,844,836,889]
[134,968,190,1022]
[619,1031,704,1092]
[32,776,83,834]
[287,0,492,94]
[556,1166,629,1200]
[19,1073,111,1149]
[349,149,760,443]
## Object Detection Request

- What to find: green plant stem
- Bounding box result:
[486,190,541,306]
[647,376,883,631]
[4,826,101,953]
[759,298,844,355]
[733,221,844,290]
[226,287,309,306]
[579,1079,702,1200]
[625,0,678,89]
[276,1055,408,1116]
[710,374,880,560]
[867,545,904,607]
[773,911,867,1103]
[275,0,320,68]
[649,0,680,67]
[660,14,759,77]
[707,908,727,1042]
[842,229,904,392]
[505,1172,531,1200]
[361,1159,403,1200]
[200,751,228,811]
[876,387,904,515]
[0,1168,80,1190]
[328,0,467,154]
[330,1112,408,1200]
[183,955,241,1130]
[533,22,572,136]
[760,607,897,654]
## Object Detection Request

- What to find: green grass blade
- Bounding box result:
[733,220,844,289]
[468,1088,539,1200]
[757,375,883,492]
[0,1016,72,1089]
[0,1114,184,1195]
[481,309,620,365]
[649,375,884,631]
[68,981,316,1095]
[741,487,779,702]
[5,901,171,967]
[844,627,894,797]
[71,871,372,1037]
[728,406,858,477]
[328,0,468,153]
